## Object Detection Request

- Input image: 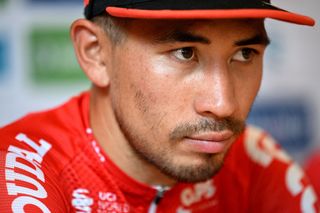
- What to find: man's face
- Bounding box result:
[106,19,268,182]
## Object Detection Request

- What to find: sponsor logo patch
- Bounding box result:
[5,133,52,212]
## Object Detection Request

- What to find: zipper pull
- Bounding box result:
[148,185,170,213]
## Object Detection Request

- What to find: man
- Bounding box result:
[0,0,318,212]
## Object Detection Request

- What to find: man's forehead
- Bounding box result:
[131,18,265,30]
[128,19,267,43]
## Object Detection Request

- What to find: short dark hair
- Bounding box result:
[91,14,129,44]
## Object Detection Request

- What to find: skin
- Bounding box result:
[71,18,269,187]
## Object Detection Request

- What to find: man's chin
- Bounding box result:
[159,154,225,183]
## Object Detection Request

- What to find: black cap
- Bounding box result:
[84,0,315,26]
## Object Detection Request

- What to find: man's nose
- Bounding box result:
[193,65,238,119]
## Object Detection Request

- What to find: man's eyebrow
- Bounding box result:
[153,30,270,46]
[153,30,211,44]
[235,34,271,46]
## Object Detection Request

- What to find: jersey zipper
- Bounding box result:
[148,185,170,213]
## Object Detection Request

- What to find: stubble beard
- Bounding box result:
[113,105,244,183]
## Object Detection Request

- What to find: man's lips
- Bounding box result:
[182,131,234,154]
[187,131,234,142]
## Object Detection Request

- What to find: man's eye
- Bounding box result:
[232,48,257,62]
[172,47,195,61]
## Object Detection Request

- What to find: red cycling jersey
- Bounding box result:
[305,151,320,200]
[0,92,319,213]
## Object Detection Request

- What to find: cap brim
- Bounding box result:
[106,7,315,26]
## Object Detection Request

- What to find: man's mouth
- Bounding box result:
[183,131,234,154]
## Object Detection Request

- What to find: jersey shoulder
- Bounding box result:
[0,92,91,164]
[0,92,91,212]
[220,125,319,213]
[304,150,320,199]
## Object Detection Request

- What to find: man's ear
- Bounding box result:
[70,19,111,87]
